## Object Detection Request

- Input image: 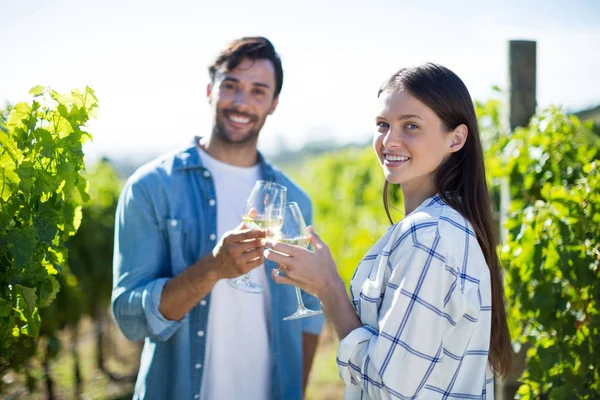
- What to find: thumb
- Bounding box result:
[307,226,325,249]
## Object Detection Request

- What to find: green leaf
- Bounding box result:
[14,284,41,337]
[15,284,37,314]
[39,276,60,308]
[34,202,60,244]
[28,85,45,96]
[0,151,21,201]
[6,102,32,130]
[8,226,37,267]
[17,160,36,197]
[0,298,10,317]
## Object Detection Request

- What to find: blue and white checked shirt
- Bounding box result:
[337,195,494,399]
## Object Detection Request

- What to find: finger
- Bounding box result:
[270,268,297,286]
[276,264,289,276]
[229,238,263,256]
[307,226,325,249]
[225,228,266,244]
[263,248,294,268]
[241,257,264,273]
[237,247,264,263]
[260,238,303,258]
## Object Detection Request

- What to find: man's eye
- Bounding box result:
[252,88,266,96]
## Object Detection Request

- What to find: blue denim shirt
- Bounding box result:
[111,140,324,400]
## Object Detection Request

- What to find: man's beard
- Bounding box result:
[212,107,266,145]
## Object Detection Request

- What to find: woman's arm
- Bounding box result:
[264,226,362,340]
[263,227,463,399]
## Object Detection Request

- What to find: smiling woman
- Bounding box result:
[373,89,468,214]
[262,63,513,399]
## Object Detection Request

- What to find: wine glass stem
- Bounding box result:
[294,287,307,310]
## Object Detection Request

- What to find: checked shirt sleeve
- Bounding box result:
[336,232,464,399]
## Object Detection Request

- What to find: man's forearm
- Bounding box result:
[302,332,320,395]
[158,253,219,321]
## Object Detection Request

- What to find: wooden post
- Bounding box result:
[497,39,537,400]
[508,40,537,130]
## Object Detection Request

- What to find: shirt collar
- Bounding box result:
[174,136,276,181]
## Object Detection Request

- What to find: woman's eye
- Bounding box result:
[377,121,389,129]
[405,123,419,130]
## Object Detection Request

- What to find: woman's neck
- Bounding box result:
[401,180,438,215]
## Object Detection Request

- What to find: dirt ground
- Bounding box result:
[3,316,344,400]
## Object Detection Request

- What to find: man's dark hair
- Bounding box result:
[208,36,284,98]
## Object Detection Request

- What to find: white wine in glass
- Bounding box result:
[277,202,323,320]
[242,214,284,235]
[228,180,287,293]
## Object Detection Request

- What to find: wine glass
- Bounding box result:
[276,202,323,320]
[228,180,287,293]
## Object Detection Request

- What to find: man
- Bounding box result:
[112,36,324,400]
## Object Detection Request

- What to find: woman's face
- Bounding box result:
[373,89,466,193]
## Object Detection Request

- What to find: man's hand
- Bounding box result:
[211,222,267,279]
[158,222,266,321]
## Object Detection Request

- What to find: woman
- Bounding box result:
[262,63,512,399]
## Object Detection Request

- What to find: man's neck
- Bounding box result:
[199,136,259,167]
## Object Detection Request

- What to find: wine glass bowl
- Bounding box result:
[277,202,323,320]
[228,180,287,293]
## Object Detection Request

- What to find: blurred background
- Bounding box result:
[1,0,599,399]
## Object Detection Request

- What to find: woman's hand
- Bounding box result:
[261,226,344,300]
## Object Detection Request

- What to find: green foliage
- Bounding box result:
[0,86,97,382]
[480,102,600,398]
[68,159,122,318]
[288,146,402,285]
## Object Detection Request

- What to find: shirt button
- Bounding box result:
[203,170,210,178]
[209,233,216,241]
[209,199,216,207]
[200,300,207,306]
[170,220,178,227]
[195,363,202,369]
[197,330,205,337]
[194,395,199,399]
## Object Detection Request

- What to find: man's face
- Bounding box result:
[208,58,279,145]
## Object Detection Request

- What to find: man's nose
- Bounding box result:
[233,90,248,106]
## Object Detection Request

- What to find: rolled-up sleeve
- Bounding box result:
[336,234,463,399]
[111,178,182,342]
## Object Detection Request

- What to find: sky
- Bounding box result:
[2,0,600,162]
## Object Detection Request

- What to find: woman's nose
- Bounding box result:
[382,128,401,149]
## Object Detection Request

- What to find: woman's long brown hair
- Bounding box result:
[380,63,512,377]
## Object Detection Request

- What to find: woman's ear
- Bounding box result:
[449,124,468,153]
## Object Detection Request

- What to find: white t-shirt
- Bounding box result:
[198,148,272,400]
